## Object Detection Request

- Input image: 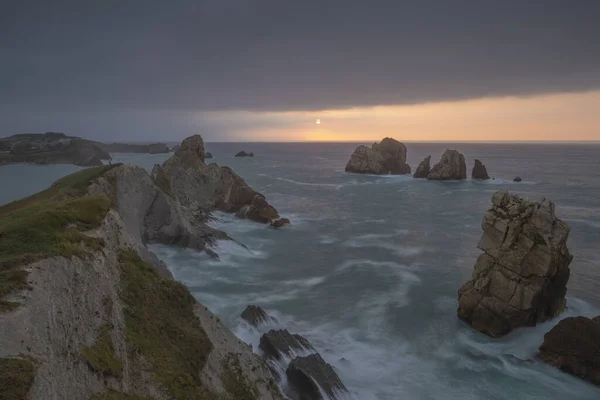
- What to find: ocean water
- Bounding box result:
[2,142,600,399]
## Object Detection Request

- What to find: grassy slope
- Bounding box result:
[0,358,36,400]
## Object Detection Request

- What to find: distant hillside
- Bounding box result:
[98,142,170,154]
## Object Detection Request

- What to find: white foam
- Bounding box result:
[282,276,326,287]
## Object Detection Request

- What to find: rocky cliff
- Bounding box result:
[345,137,411,175]
[457,190,572,337]
[0,164,283,400]
[152,135,281,223]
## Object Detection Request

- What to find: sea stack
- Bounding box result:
[457,190,572,337]
[413,155,431,178]
[471,159,490,180]
[427,149,467,180]
[345,137,411,175]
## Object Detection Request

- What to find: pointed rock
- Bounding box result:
[471,159,490,180]
[241,305,277,327]
[427,149,467,180]
[286,354,348,400]
[259,329,314,360]
[413,155,431,178]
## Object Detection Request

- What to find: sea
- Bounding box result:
[1,142,599,400]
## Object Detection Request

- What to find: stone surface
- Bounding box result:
[237,194,280,223]
[205,151,213,159]
[270,218,291,228]
[514,176,522,182]
[413,155,431,178]
[286,354,348,400]
[345,137,411,175]
[539,316,600,386]
[259,330,314,360]
[472,159,490,180]
[457,190,572,337]
[427,149,467,180]
[240,305,277,327]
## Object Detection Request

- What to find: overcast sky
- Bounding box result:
[2,0,600,141]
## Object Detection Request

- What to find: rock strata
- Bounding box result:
[345,137,411,175]
[457,190,572,337]
[472,159,490,180]
[413,155,431,178]
[427,149,467,180]
[539,316,600,386]
[241,305,277,327]
[286,354,349,400]
[259,329,314,360]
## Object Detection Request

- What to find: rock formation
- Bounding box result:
[514,176,522,182]
[413,155,431,178]
[241,305,277,327]
[427,149,467,180]
[345,137,411,175]
[259,329,314,360]
[0,164,283,400]
[205,151,213,159]
[235,151,254,157]
[457,190,572,337]
[270,218,291,228]
[472,159,490,180]
[286,354,349,400]
[538,316,600,386]
[152,135,282,223]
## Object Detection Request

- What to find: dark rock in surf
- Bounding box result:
[237,194,280,223]
[235,151,254,157]
[241,305,277,327]
[427,149,467,180]
[514,176,522,182]
[270,218,291,228]
[205,151,213,159]
[472,159,490,180]
[345,137,411,175]
[259,329,314,360]
[286,354,348,400]
[413,155,431,178]
[538,316,600,386]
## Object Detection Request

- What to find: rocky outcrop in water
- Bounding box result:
[286,354,349,400]
[270,218,291,228]
[514,176,522,182]
[259,329,314,360]
[0,165,283,400]
[152,135,282,223]
[427,149,467,180]
[235,151,254,157]
[472,159,490,180]
[538,316,600,386]
[457,190,572,337]
[241,305,277,327]
[205,151,213,159]
[345,137,411,175]
[413,155,431,178]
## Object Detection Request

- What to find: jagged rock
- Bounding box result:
[457,190,572,337]
[241,305,277,327]
[205,151,213,159]
[259,329,314,360]
[249,152,255,157]
[427,149,467,180]
[237,195,280,223]
[345,137,411,175]
[514,176,522,182]
[235,151,253,157]
[286,354,348,400]
[539,316,600,386]
[413,155,431,178]
[152,135,283,223]
[270,218,291,228]
[472,159,490,180]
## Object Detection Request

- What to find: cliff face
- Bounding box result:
[0,165,283,400]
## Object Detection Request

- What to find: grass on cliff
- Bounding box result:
[0,164,119,311]
[0,357,36,400]
[81,324,123,378]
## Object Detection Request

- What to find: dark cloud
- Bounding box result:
[1,0,599,138]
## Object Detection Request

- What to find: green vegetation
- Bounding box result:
[90,390,157,400]
[82,324,123,377]
[0,357,36,400]
[118,249,215,399]
[222,355,258,400]
[0,164,119,311]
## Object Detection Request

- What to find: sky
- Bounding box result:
[1,0,600,142]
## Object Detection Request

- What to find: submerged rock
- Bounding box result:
[270,218,291,228]
[235,151,253,157]
[413,155,431,178]
[427,149,467,180]
[539,316,600,386]
[345,137,411,175]
[514,176,522,182]
[472,159,490,180]
[457,190,572,337]
[241,305,277,327]
[259,329,314,360]
[286,354,348,400]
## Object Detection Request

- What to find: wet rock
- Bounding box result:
[472,159,490,180]
[286,354,348,400]
[514,176,522,182]
[457,190,572,337]
[259,329,314,360]
[235,151,254,157]
[241,305,277,327]
[270,218,291,228]
[237,194,280,223]
[205,151,213,159]
[413,155,431,178]
[345,137,411,175]
[539,316,600,386]
[427,149,467,180]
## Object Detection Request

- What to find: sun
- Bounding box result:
[315,118,321,124]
